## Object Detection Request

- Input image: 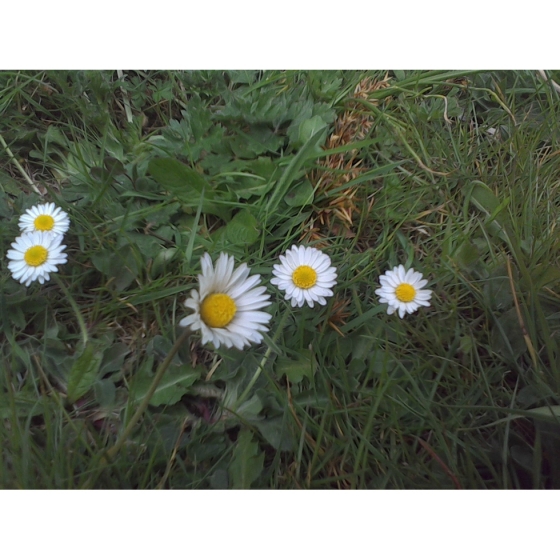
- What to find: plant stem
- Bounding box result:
[53,275,88,347]
[233,306,291,409]
[104,327,192,462]
[0,131,42,194]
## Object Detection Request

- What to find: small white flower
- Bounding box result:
[6,231,68,287]
[270,245,337,308]
[375,264,432,318]
[18,202,70,236]
[179,253,272,350]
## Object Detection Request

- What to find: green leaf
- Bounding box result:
[534,264,560,290]
[263,125,327,220]
[0,394,45,419]
[235,393,263,420]
[297,115,328,147]
[284,179,315,208]
[148,157,211,194]
[225,208,260,246]
[229,429,264,489]
[256,416,295,452]
[91,244,140,292]
[526,405,560,422]
[491,307,526,361]
[131,363,201,407]
[227,70,258,85]
[209,469,229,489]
[67,344,103,402]
[454,239,480,270]
[470,182,500,215]
[94,379,116,408]
[100,343,130,376]
[148,158,230,221]
[276,350,315,383]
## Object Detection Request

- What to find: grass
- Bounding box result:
[1,70,560,489]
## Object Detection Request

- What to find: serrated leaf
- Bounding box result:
[67,344,103,402]
[227,70,258,85]
[229,429,264,489]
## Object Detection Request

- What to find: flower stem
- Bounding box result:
[0,132,42,194]
[53,275,88,348]
[104,327,192,462]
[233,306,291,409]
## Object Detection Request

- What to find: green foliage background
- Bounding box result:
[1,70,560,488]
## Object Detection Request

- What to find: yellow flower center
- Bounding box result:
[200,293,237,328]
[292,265,317,289]
[34,214,55,231]
[395,283,416,303]
[24,245,48,267]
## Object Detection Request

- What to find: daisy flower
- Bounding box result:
[270,245,337,308]
[18,202,70,236]
[6,231,68,287]
[179,253,272,350]
[375,264,432,318]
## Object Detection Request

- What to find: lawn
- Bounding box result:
[1,70,560,489]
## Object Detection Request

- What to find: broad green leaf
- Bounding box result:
[131,363,201,406]
[100,343,130,376]
[235,393,263,419]
[225,208,260,246]
[284,179,314,208]
[454,239,479,270]
[470,182,500,215]
[276,350,315,383]
[0,394,44,419]
[148,158,211,194]
[67,344,103,402]
[229,429,264,489]
[297,115,328,147]
[256,416,295,452]
[91,244,140,292]
[209,469,229,489]
[148,158,230,221]
[94,379,116,408]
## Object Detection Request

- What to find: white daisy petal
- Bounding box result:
[376,265,432,318]
[270,245,337,309]
[18,203,70,236]
[6,231,67,287]
[179,253,271,350]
